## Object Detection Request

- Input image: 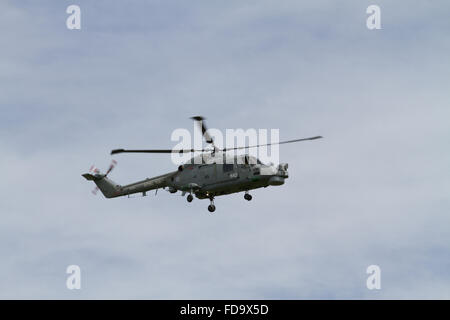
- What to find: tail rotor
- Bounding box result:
[87,160,117,196]
[105,160,117,176]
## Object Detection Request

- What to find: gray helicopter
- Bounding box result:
[82,116,322,212]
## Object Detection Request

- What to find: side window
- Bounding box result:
[223,163,234,172]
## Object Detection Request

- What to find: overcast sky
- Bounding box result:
[1,0,449,299]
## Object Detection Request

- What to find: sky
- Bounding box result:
[0,0,449,299]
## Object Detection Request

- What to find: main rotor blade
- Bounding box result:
[191,116,215,146]
[222,136,323,151]
[111,149,204,155]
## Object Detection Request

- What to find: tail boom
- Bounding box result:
[82,171,177,199]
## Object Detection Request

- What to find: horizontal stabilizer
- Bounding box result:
[82,173,99,181]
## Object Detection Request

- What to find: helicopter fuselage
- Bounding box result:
[168,160,288,199]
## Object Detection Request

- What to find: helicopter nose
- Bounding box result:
[269,176,285,185]
[276,163,289,178]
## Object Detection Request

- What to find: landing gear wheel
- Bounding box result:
[208,205,216,213]
[244,193,252,201]
[187,194,193,202]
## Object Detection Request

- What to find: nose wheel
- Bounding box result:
[244,192,252,201]
[207,197,216,213]
[187,194,193,202]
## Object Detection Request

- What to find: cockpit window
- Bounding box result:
[245,155,263,165]
[246,156,263,165]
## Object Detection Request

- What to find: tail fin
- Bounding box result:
[82,173,122,198]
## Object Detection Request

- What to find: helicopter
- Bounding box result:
[82,116,322,212]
